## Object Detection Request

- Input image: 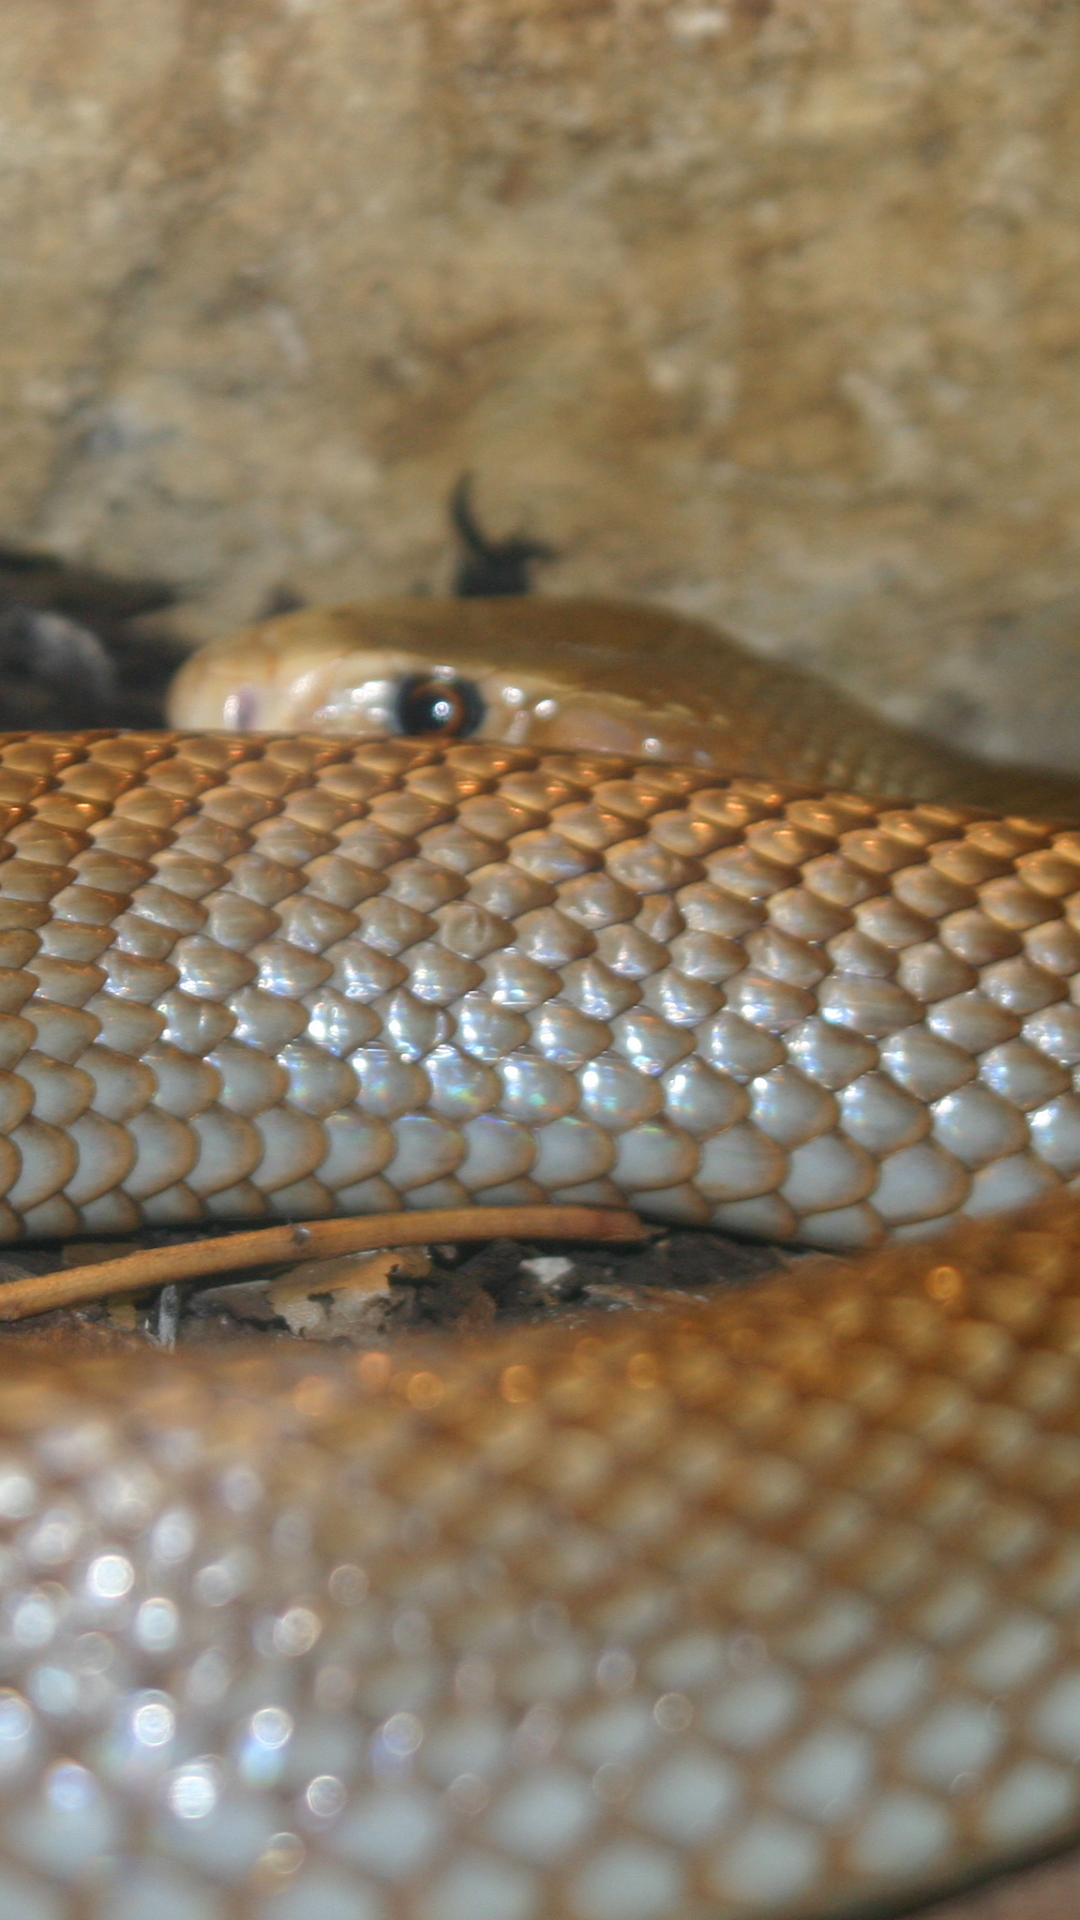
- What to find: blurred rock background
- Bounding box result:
[2,0,1080,769]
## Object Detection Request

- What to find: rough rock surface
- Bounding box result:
[2,0,1080,768]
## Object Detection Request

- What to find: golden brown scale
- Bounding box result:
[0,593,1078,1917]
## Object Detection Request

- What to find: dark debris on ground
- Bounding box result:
[0,538,187,731]
[0,1226,801,1355]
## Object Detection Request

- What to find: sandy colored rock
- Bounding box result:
[2,0,1080,769]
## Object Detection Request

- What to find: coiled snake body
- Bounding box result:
[0,600,1079,1918]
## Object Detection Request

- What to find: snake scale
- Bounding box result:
[0,598,1079,1919]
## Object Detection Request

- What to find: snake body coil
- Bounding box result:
[0,700,1079,1916]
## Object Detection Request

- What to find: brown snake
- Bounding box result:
[0,600,1080,1919]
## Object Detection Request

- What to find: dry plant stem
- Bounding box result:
[0,1206,651,1324]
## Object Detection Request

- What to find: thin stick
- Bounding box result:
[0,1206,651,1324]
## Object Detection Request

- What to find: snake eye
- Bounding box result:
[394,673,484,739]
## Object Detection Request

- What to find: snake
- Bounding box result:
[0,596,1079,1920]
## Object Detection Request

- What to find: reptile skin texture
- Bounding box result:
[0,727,1079,1916]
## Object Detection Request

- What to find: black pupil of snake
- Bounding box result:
[395,673,484,739]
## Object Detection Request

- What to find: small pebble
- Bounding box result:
[519,1255,576,1290]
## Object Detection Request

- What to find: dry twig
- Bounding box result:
[0,1206,651,1324]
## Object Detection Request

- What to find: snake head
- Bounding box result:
[166,598,732,768]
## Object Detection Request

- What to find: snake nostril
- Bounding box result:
[224,684,260,731]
